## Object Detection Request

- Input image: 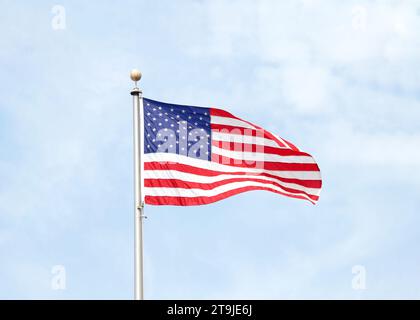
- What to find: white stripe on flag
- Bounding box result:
[211,115,257,130]
[211,146,316,163]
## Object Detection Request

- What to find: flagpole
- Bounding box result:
[130,69,144,300]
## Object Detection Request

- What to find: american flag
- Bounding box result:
[142,98,322,206]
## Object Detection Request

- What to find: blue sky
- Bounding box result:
[1,0,420,299]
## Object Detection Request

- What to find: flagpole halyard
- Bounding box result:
[130,69,144,300]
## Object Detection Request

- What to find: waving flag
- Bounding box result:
[142,98,322,206]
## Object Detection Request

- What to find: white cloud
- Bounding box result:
[281,64,334,113]
[322,121,420,167]
[173,0,420,115]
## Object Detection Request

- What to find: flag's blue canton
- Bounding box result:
[143,98,211,161]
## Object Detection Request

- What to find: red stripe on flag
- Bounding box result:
[210,108,239,119]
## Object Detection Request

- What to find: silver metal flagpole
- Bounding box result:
[130,69,144,300]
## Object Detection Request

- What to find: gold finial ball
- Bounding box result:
[130,69,142,82]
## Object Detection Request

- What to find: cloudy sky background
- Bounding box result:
[1,0,420,299]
